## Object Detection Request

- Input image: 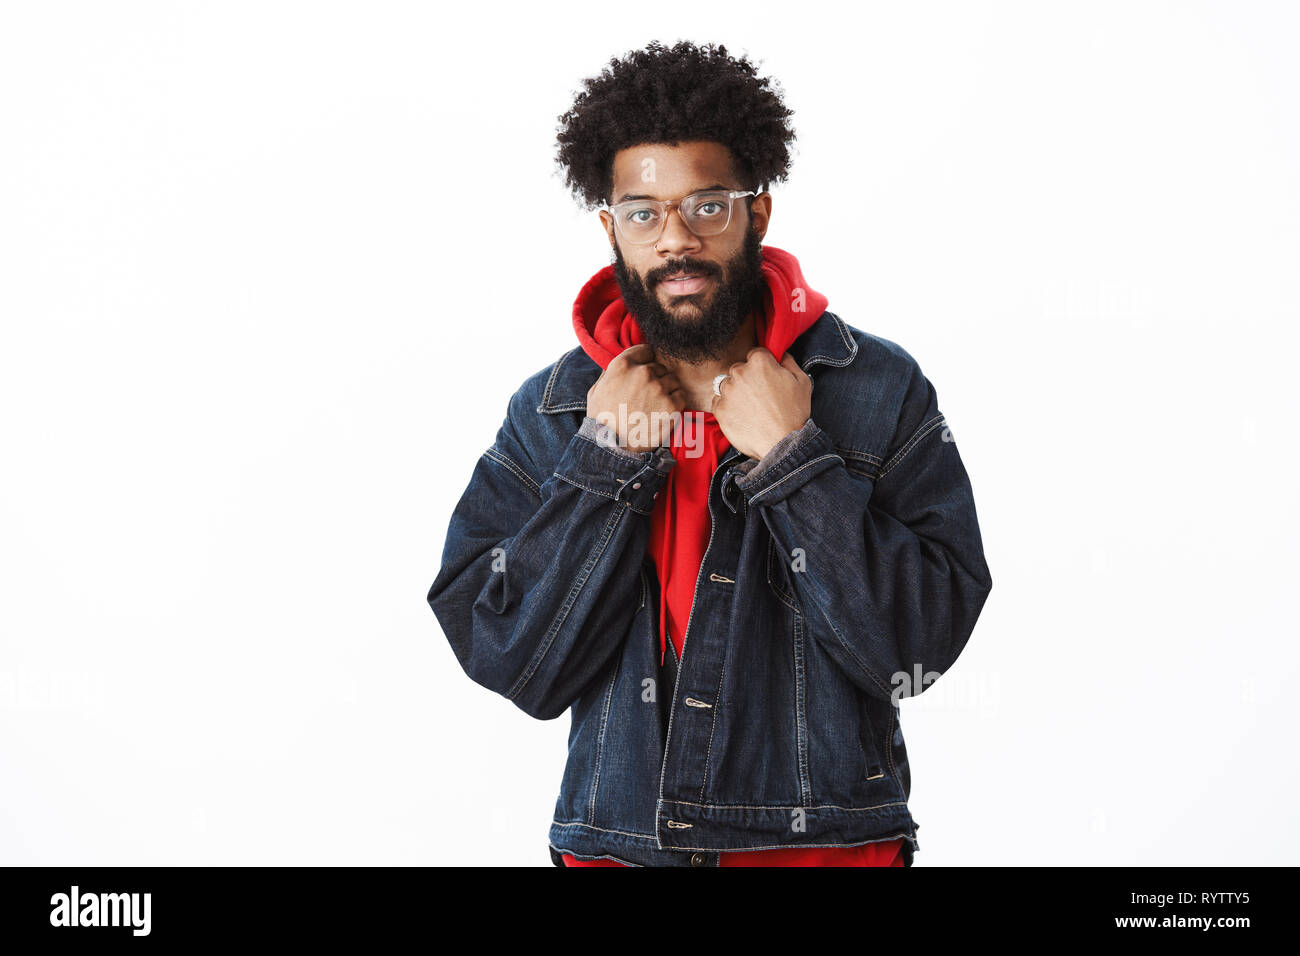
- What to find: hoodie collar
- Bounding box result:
[541,308,854,413]
[540,245,853,414]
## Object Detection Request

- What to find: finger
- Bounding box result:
[622,343,656,364]
[781,351,806,378]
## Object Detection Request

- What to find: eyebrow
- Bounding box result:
[614,183,731,203]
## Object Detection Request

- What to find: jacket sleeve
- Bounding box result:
[427,389,675,720]
[729,364,992,704]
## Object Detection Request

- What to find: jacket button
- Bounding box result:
[690,852,708,867]
[632,482,642,489]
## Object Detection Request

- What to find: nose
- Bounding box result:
[655,204,702,256]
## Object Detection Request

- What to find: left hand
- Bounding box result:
[711,347,813,461]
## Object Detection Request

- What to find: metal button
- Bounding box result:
[690,852,707,867]
[632,482,641,489]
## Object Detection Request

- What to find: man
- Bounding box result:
[427,40,992,867]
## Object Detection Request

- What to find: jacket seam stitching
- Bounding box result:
[551,472,617,502]
[792,606,812,806]
[538,352,569,412]
[587,658,620,826]
[664,799,908,812]
[838,447,884,466]
[735,423,820,489]
[885,704,899,781]
[858,694,879,776]
[747,453,844,505]
[844,464,881,479]
[878,414,946,480]
[482,446,541,499]
[798,312,857,368]
[552,439,660,512]
[550,821,658,840]
[766,536,798,609]
[660,832,914,854]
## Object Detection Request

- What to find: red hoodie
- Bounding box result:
[561,245,905,868]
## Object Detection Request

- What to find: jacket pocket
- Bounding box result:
[765,536,799,607]
[858,693,886,781]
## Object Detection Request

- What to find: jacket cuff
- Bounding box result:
[553,418,675,514]
[578,415,647,460]
[731,417,816,484]
[731,418,842,506]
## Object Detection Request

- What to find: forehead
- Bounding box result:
[610,141,740,201]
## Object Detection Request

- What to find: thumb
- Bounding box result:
[619,343,656,365]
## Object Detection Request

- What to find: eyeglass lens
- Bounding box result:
[616,191,735,241]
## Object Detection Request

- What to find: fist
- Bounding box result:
[711,348,812,460]
[587,343,686,453]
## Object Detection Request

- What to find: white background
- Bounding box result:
[2,1,1296,866]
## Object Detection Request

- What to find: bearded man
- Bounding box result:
[428,40,993,867]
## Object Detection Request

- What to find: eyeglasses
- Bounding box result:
[604,189,757,245]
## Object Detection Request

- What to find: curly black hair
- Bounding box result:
[555,40,796,210]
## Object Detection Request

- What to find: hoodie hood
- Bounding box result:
[572,244,829,372]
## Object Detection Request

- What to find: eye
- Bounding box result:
[625,207,659,225]
[695,201,726,217]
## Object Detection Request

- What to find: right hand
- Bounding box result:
[586,344,686,453]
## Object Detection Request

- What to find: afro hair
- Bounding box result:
[554,40,796,210]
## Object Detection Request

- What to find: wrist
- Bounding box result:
[753,420,810,461]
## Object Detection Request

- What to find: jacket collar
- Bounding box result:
[537,309,857,415]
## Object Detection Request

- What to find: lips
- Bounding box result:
[658,272,712,296]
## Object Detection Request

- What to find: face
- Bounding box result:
[600,141,773,364]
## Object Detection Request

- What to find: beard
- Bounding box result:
[612,226,767,364]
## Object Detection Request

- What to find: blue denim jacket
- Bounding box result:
[427,310,992,867]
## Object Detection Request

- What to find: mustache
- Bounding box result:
[650,261,719,284]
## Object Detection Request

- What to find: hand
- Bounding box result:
[586,344,686,453]
[711,348,812,460]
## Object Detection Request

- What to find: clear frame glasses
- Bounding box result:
[604,189,757,245]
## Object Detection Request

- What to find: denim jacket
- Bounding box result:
[426,310,992,867]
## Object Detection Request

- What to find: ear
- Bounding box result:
[749,191,773,241]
